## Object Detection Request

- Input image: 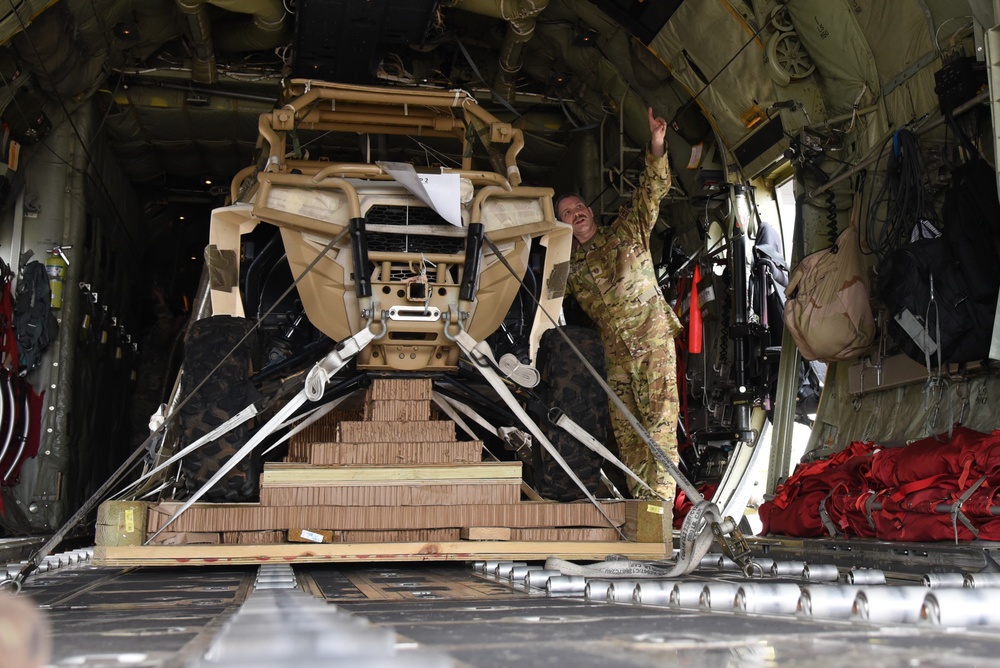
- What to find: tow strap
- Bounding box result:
[546,500,745,579]
[146,327,377,542]
[479,234,754,576]
[446,323,626,540]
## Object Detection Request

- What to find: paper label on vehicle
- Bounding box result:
[299,529,324,543]
[378,161,462,226]
[646,504,664,515]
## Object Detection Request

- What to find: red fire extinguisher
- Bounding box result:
[45,244,71,309]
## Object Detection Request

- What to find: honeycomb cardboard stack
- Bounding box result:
[95,378,671,565]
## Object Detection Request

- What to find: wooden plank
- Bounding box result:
[307,440,483,466]
[94,541,671,567]
[289,528,334,543]
[343,573,390,600]
[625,500,673,542]
[520,482,544,501]
[461,527,511,541]
[145,500,626,533]
[260,481,520,507]
[260,462,521,485]
[344,569,502,601]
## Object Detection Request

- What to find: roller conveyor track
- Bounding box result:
[9,546,1000,667]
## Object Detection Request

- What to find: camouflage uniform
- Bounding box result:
[566,150,682,501]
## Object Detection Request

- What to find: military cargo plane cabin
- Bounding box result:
[3,1,1000,666]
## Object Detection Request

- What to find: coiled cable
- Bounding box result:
[865,129,939,261]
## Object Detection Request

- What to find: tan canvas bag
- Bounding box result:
[783,199,875,362]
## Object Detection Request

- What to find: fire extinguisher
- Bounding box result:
[45,244,71,309]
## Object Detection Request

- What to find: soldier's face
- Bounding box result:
[557,195,597,243]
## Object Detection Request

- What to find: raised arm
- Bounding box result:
[620,107,671,241]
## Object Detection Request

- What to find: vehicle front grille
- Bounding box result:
[365,204,466,255]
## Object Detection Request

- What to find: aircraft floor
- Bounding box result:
[9,558,1000,667]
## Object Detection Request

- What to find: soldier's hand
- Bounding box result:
[648,107,667,157]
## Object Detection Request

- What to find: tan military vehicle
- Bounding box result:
[209,79,571,373]
[171,80,610,505]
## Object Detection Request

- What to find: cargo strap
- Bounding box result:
[479,234,748,574]
[446,323,625,539]
[481,235,702,503]
[114,393,352,500]
[551,409,659,499]
[819,488,841,538]
[862,490,878,530]
[261,397,349,457]
[548,500,751,578]
[112,401,261,499]
[146,327,377,542]
[432,392,533,464]
[8,229,353,589]
[951,475,987,544]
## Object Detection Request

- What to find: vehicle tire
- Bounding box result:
[533,325,609,501]
[178,316,261,502]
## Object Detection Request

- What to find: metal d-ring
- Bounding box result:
[547,406,565,426]
[0,576,21,594]
[442,306,463,342]
[370,313,388,341]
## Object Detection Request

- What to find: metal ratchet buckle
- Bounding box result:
[713,518,754,577]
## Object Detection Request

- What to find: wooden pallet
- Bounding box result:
[95,378,663,566]
[94,541,671,566]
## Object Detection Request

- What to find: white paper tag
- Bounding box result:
[377,161,462,226]
[299,529,324,543]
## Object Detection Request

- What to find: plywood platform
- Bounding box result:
[94,540,671,567]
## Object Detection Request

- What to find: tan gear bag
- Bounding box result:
[783,198,874,362]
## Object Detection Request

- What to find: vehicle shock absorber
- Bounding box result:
[460,223,486,303]
[349,218,372,301]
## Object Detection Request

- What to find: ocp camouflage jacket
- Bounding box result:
[567,149,682,359]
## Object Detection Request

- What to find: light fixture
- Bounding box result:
[113,21,139,41]
[548,71,570,87]
[572,28,599,47]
